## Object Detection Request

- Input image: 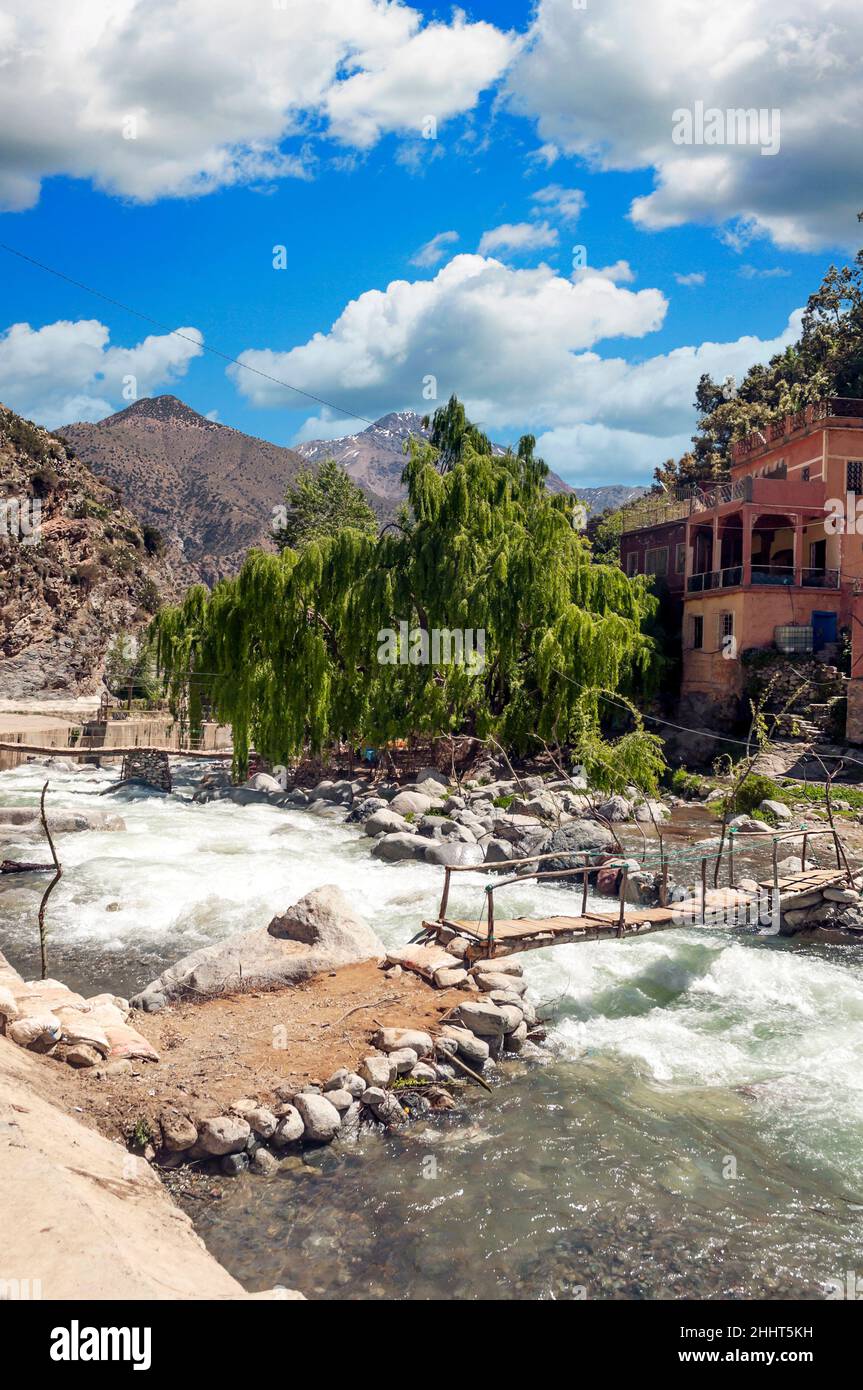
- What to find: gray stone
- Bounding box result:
[503,1021,529,1052]
[424,840,484,867]
[759,799,793,822]
[247,1107,278,1139]
[131,885,384,1010]
[371,832,426,862]
[368,1091,408,1127]
[824,887,859,904]
[361,1086,387,1108]
[293,1092,342,1142]
[537,821,616,876]
[273,1106,304,1145]
[324,1068,366,1097]
[473,971,528,995]
[251,1147,279,1176]
[410,1062,438,1082]
[220,1152,250,1176]
[247,772,284,793]
[387,1047,419,1074]
[160,1108,198,1152]
[482,838,516,866]
[388,790,435,817]
[439,1024,490,1064]
[434,966,468,988]
[198,1116,251,1156]
[364,809,412,836]
[470,957,523,977]
[375,1027,433,1054]
[454,1000,507,1037]
[728,814,771,833]
[309,779,354,805]
[496,1004,525,1034]
[324,1088,355,1113]
[595,794,632,823]
[359,1054,396,1086]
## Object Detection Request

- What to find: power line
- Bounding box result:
[0,241,382,430]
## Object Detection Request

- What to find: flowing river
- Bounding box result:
[3,760,863,1299]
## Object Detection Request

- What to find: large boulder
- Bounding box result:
[371,832,425,862]
[130,886,384,1012]
[308,780,354,805]
[388,790,435,817]
[537,821,616,878]
[0,807,125,833]
[423,841,483,867]
[364,809,412,837]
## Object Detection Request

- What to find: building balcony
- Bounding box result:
[686,565,840,595]
[731,397,863,464]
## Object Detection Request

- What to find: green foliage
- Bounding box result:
[105,632,159,701]
[275,457,378,551]
[731,773,783,816]
[153,399,662,778]
[656,248,863,487]
[492,794,515,809]
[670,768,706,799]
[142,524,165,557]
[586,507,625,565]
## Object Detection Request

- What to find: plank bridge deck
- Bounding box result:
[428,907,680,955]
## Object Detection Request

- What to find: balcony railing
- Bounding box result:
[686,565,839,593]
[732,398,863,462]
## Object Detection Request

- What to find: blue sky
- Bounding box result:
[0,0,860,483]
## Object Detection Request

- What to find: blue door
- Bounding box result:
[812,611,837,651]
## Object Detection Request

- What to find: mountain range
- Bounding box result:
[59,396,646,585]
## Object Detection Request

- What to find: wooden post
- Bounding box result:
[486,884,495,958]
[802,831,808,870]
[700,857,707,924]
[660,857,668,908]
[727,833,734,888]
[439,866,451,923]
[834,829,842,871]
[581,868,589,916]
[617,866,628,937]
[772,839,780,924]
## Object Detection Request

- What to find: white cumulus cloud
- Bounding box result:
[508,0,863,251]
[0,319,203,426]
[477,221,559,256]
[0,1,518,209]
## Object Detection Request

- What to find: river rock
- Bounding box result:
[348,795,387,823]
[364,809,412,836]
[504,1021,529,1052]
[472,971,528,995]
[367,1091,408,1127]
[130,885,384,1011]
[824,887,859,904]
[444,936,471,959]
[759,799,793,822]
[633,800,671,823]
[251,1147,280,1176]
[273,1106,304,1145]
[595,795,632,823]
[360,1086,387,1108]
[160,1108,198,1152]
[424,841,484,867]
[387,1047,419,1074]
[388,791,435,817]
[495,1004,525,1034]
[374,1027,433,1054]
[246,772,284,793]
[64,1043,102,1068]
[470,957,522,977]
[410,1061,438,1082]
[434,966,468,988]
[198,1116,251,1156]
[309,779,354,805]
[728,814,771,833]
[371,832,426,862]
[221,1152,249,1176]
[439,1025,490,1064]
[324,1068,366,1097]
[0,808,126,834]
[247,1107,278,1139]
[538,821,616,876]
[293,1093,341,1142]
[454,1000,507,1037]
[483,838,516,866]
[306,799,346,819]
[359,1054,396,1086]
[324,1088,355,1113]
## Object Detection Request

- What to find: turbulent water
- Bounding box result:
[3,760,863,1299]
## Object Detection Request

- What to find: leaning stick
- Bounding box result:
[37,779,63,980]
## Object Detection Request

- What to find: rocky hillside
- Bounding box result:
[0,404,175,697]
[59,396,309,585]
[297,411,645,514]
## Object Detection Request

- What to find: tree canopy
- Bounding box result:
[275,457,378,551]
[655,248,863,489]
[154,400,663,785]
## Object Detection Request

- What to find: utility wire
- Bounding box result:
[0,241,381,430]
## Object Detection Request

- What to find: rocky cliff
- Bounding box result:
[0,404,174,698]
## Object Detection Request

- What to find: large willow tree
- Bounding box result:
[154,407,663,787]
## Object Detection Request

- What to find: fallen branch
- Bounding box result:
[443,1047,493,1092]
[37,779,63,980]
[323,997,399,1028]
[0,859,53,874]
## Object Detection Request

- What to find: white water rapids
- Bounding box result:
[3,759,863,1297]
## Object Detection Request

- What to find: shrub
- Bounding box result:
[670,768,704,799]
[732,773,783,816]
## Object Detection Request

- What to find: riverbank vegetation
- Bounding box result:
[153,398,663,785]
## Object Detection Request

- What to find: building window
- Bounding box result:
[645,546,668,576]
[801,466,810,481]
[848,460,863,494]
[624,550,638,576]
[691,615,703,650]
[675,542,686,574]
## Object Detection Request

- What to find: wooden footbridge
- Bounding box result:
[419,827,858,963]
